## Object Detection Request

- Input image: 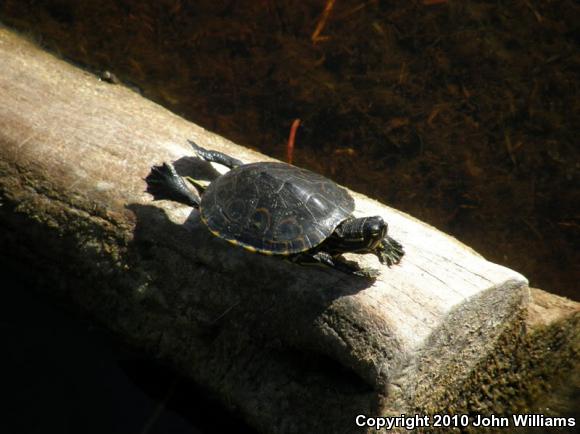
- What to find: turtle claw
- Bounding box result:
[145,162,201,208]
[353,267,380,279]
[334,257,379,279]
[295,252,379,279]
[376,236,405,266]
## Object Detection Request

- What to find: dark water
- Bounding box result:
[1,273,254,434]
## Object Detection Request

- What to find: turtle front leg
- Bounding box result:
[375,235,405,266]
[188,140,243,169]
[293,251,379,279]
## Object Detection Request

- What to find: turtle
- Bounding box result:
[145,140,404,277]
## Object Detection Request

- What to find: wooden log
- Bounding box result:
[0,26,549,432]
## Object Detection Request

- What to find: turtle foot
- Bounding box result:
[376,236,405,266]
[145,163,201,207]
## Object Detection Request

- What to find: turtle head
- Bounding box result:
[327,216,388,253]
[363,216,388,249]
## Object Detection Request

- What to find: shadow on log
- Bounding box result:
[0,26,577,433]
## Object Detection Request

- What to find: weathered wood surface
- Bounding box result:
[0,27,544,432]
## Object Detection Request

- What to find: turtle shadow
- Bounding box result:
[127,201,372,311]
[127,200,376,365]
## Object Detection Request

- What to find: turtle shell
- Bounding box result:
[200,162,355,255]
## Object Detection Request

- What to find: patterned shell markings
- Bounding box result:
[200,162,355,254]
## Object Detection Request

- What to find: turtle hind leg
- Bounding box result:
[375,235,405,266]
[292,251,379,279]
[145,162,201,208]
[188,140,243,169]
